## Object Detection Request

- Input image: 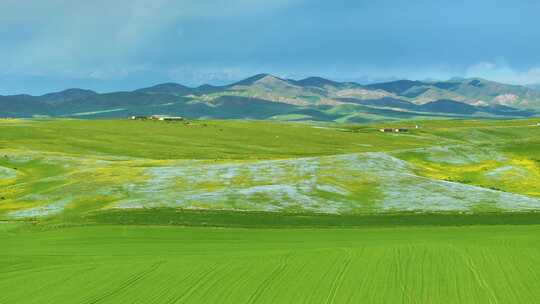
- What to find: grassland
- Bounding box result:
[2,118,540,303]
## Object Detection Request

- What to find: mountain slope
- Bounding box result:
[419,99,478,114]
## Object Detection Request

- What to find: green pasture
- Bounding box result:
[3,224,540,303]
[0,118,433,159]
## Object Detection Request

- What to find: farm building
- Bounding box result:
[129,115,185,121]
[129,116,147,120]
[394,128,409,133]
[150,115,166,120]
[159,116,184,121]
[379,128,409,133]
[149,115,184,121]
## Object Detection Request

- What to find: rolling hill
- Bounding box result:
[1,74,539,121]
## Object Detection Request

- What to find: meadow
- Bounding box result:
[1,118,540,221]
[2,118,540,303]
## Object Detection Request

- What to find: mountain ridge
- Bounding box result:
[1,74,539,121]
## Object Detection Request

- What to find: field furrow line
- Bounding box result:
[82,260,165,304]
[168,263,226,304]
[246,253,291,304]
[324,248,353,304]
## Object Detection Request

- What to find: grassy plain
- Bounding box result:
[2,118,540,303]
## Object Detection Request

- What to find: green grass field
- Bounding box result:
[3,224,540,303]
[2,118,540,303]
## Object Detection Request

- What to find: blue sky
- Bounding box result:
[1,0,540,95]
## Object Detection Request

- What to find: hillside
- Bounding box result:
[2,118,540,221]
[1,75,539,121]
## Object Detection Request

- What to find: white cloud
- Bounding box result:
[167,65,247,85]
[465,61,540,84]
[0,0,301,79]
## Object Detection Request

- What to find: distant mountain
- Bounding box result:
[135,82,223,96]
[365,80,426,95]
[527,84,540,91]
[229,73,276,86]
[194,84,223,94]
[230,74,300,91]
[290,76,345,88]
[1,74,539,121]
[363,78,540,109]
[337,97,535,117]
[40,89,98,105]
[135,83,192,96]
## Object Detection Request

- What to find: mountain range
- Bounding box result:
[1,74,539,122]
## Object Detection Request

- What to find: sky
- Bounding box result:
[1,0,540,95]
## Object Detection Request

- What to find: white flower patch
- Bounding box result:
[0,166,17,180]
[7,198,72,219]
[112,152,540,213]
[423,145,506,165]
